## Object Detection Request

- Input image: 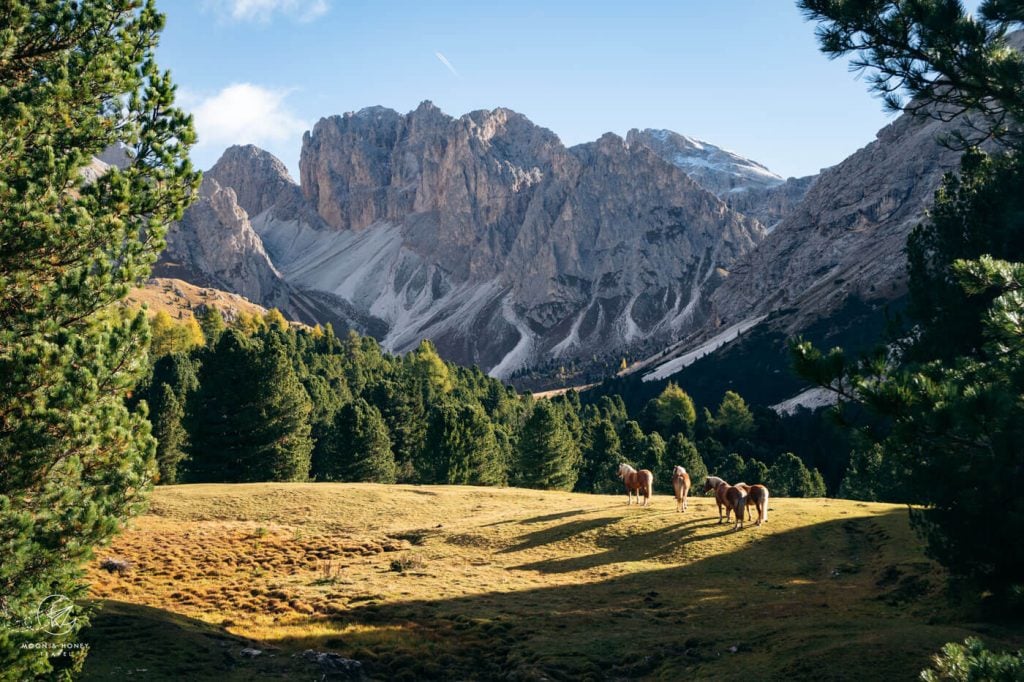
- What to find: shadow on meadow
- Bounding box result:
[258,509,1018,681]
[80,601,313,681]
[81,509,1024,681]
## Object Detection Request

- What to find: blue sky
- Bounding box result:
[158,1,932,180]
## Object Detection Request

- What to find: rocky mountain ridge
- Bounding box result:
[163,98,969,389]
[163,102,768,379]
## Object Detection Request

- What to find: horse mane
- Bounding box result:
[706,475,727,488]
[672,465,687,477]
[618,463,637,475]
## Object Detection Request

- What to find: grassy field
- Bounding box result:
[80,484,1022,680]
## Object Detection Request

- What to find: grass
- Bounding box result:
[81,484,1023,680]
[125,277,268,322]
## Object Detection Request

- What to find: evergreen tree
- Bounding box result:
[197,306,226,345]
[640,432,667,485]
[423,402,502,485]
[744,458,770,486]
[710,391,756,445]
[577,417,624,493]
[717,453,748,484]
[619,420,647,467]
[314,398,395,483]
[666,434,707,492]
[767,453,826,498]
[906,149,1024,362]
[151,383,187,484]
[518,401,581,490]
[647,381,697,437]
[0,1,198,675]
[185,331,312,482]
[796,0,1024,596]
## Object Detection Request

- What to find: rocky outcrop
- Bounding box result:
[638,105,974,383]
[156,177,293,313]
[207,144,296,218]
[724,175,817,232]
[708,110,964,331]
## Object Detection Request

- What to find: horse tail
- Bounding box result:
[762,488,769,523]
[645,471,653,500]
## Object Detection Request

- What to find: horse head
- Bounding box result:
[617,463,635,479]
[703,476,725,494]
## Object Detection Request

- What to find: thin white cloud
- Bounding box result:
[182,83,308,153]
[435,51,461,78]
[206,0,328,23]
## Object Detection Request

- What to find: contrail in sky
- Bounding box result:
[434,51,460,78]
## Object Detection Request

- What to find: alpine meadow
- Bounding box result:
[1,1,1023,680]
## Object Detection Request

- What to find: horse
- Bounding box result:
[703,475,747,529]
[735,483,769,526]
[617,463,654,507]
[725,485,748,530]
[671,465,691,512]
[703,475,732,523]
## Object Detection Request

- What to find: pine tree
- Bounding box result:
[423,402,503,485]
[577,417,624,493]
[665,434,707,493]
[744,458,769,486]
[640,432,666,478]
[314,398,396,483]
[185,331,312,482]
[717,453,748,484]
[197,306,226,345]
[518,401,581,490]
[710,391,755,445]
[796,1,1024,595]
[767,453,826,498]
[152,383,187,484]
[368,378,427,482]
[647,382,697,437]
[618,420,647,467]
[0,2,198,675]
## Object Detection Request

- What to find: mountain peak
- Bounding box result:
[208,145,296,218]
[626,128,783,197]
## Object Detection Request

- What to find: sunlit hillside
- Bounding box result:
[80,484,1020,681]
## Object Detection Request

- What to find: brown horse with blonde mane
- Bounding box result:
[617,463,654,506]
[703,475,748,530]
[671,465,691,512]
[735,483,769,526]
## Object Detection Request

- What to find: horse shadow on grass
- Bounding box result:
[257,509,1002,681]
[508,515,735,573]
[82,510,1020,682]
[497,516,619,553]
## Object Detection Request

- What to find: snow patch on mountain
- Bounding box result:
[643,314,767,382]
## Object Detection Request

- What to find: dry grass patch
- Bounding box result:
[82,484,1024,681]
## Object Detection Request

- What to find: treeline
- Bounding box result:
[136,309,826,497]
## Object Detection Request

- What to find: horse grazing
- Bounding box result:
[671,465,691,512]
[735,483,769,526]
[618,463,654,507]
[704,475,748,529]
[725,485,748,530]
